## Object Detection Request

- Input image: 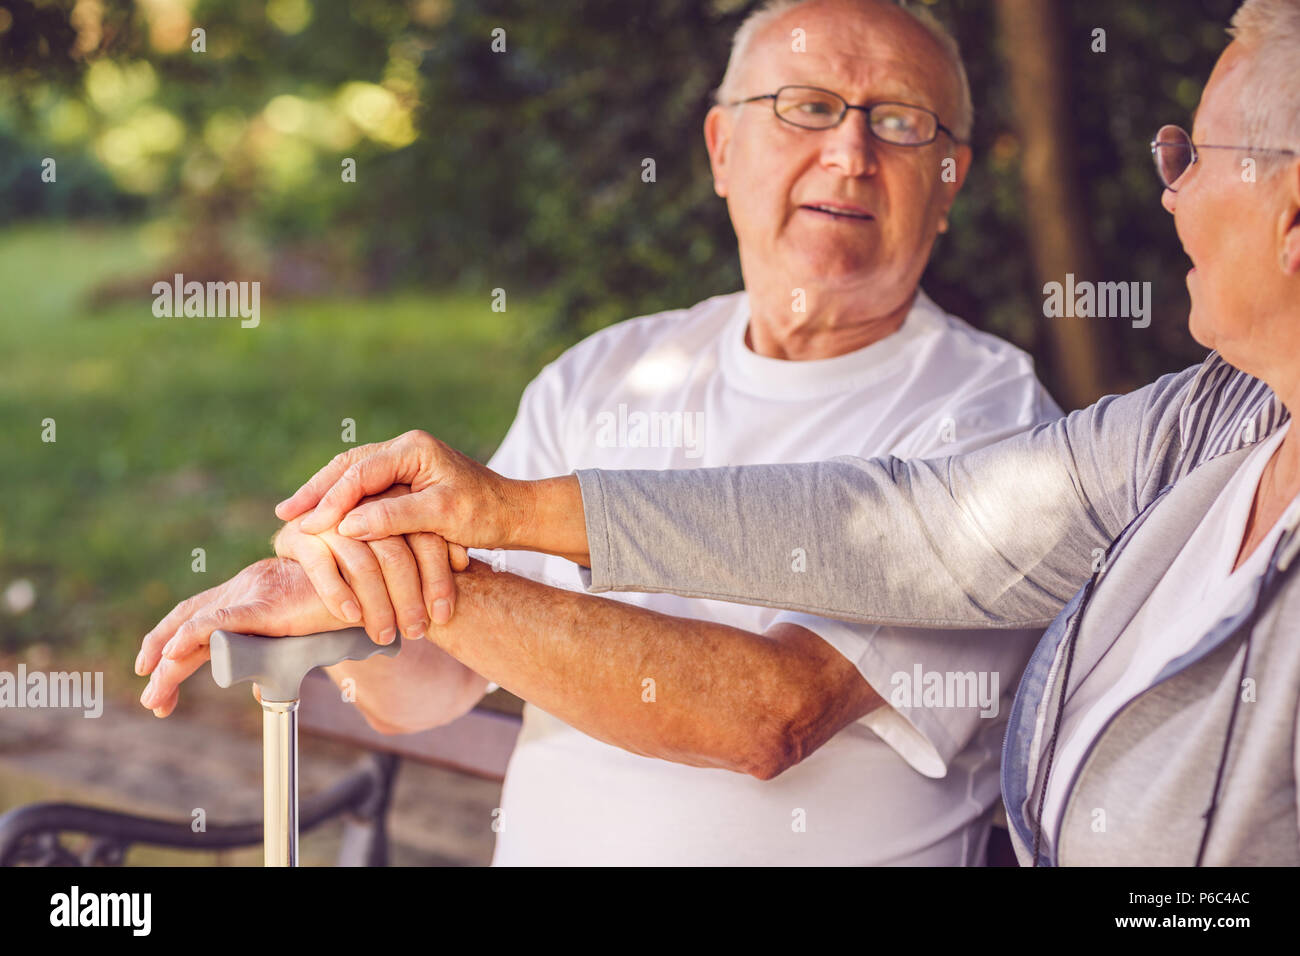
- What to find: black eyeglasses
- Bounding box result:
[1150,123,1300,191]
[728,85,960,146]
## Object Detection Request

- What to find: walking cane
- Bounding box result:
[209,627,401,866]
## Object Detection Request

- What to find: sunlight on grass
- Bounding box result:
[0,224,539,660]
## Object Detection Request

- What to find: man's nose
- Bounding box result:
[820,109,880,177]
[1161,186,1176,215]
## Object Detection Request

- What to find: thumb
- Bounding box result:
[337,489,446,540]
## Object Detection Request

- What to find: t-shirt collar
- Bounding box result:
[718,288,936,399]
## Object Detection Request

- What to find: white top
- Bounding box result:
[475,289,1062,865]
[1042,418,1298,845]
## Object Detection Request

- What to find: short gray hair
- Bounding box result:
[714,0,974,142]
[1227,0,1300,154]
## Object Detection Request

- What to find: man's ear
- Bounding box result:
[704,105,732,198]
[1278,157,1300,275]
[934,143,972,234]
[941,143,973,207]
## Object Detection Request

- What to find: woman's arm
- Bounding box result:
[276,364,1200,630]
[568,365,1199,628]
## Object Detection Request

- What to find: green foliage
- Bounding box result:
[1,0,1243,381]
[0,224,537,656]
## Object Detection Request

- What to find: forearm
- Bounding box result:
[567,367,1201,628]
[324,627,489,734]
[428,560,876,778]
[572,453,1094,629]
[510,445,1095,628]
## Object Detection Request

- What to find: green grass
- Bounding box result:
[0,223,541,660]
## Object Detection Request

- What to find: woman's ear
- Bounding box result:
[1281,158,1300,274]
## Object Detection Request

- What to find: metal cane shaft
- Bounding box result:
[262,700,299,867]
[209,627,402,867]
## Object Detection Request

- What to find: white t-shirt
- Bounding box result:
[1041,419,1298,847]
[476,289,1062,865]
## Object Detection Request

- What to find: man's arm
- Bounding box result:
[322,634,490,735]
[410,559,882,779]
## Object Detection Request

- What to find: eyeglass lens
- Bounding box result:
[1153,124,1193,188]
[773,87,937,145]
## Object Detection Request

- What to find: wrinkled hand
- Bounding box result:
[274,484,470,639]
[135,557,351,718]
[275,430,531,552]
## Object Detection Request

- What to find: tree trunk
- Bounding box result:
[994,0,1110,410]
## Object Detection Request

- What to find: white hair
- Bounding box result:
[714,0,974,142]
[1228,0,1300,154]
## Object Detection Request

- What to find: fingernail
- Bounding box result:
[341,600,362,623]
[153,707,165,718]
[134,650,146,675]
[379,626,396,645]
[406,621,427,640]
[433,599,450,625]
[140,678,156,707]
[339,514,368,536]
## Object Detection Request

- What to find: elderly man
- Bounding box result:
[139,0,1059,865]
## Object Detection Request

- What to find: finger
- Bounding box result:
[140,644,210,714]
[150,685,180,718]
[279,528,362,623]
[321,532,398,644]
[449,543,470,572]
[276,440,392,521]
[301,448,421,534]
[136,586,221,677]
[336,487,448,541]
[159,604,253,665]
[408,532,457,625]
[252,683,262,704]
[367,537,430,641]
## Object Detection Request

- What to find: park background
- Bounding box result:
[0,0,1242,863]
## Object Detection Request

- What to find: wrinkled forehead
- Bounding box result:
[741,6,955,116]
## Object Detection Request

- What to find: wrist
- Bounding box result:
[513,475,589,565]
[500,476,539,550]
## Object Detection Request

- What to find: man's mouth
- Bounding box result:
[800,203,874,221]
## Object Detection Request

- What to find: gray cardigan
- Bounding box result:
[575,354,1300,865]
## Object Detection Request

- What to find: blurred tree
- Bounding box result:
[0,0,1242,403]
[996,0,1109,409]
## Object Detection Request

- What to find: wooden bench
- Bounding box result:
[0,670,1016,865]
[0,672,522,866]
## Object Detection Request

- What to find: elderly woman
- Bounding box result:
[142,0,1300,865]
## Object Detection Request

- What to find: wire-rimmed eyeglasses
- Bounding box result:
[728,85,961,147]
[1151,123,1300,191]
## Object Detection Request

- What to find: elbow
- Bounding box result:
[741,698,815,781]
[359,707,417,736]
[353,696,437,736]
[744,739,800,781]
[358,675,490,736]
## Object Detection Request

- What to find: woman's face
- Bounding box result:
[1161,41,1298,374]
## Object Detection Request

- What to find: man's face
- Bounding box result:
[705,0,970,310]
